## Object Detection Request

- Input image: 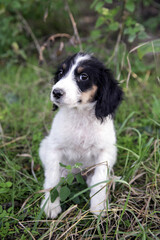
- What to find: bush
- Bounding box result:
[0,0,72,62]
[1,0,160,64]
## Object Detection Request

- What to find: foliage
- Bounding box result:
[0,0,72,62]
[50,162,87,206]
[90,0,159,43]
[0,0,160,64]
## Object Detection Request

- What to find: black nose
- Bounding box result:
[52,89,64,99]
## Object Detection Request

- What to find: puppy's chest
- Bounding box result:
[58,120,100,166]
[61,120,98,149]
[52,109,106,159]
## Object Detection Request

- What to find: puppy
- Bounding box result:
[39,53,123,218]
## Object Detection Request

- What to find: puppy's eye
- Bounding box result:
[58,69,63,78]
[79,73,89,81]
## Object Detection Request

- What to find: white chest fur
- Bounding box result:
[48,107,116,168]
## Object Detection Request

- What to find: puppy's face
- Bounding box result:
[51,53,99,108]
[51,53,123,120]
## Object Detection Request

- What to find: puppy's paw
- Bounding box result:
[41,197,62,219]
[90,199,109,217]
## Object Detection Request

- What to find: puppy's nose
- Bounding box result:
[52,88,64,99]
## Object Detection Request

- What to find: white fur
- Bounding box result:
[39,54,117,218]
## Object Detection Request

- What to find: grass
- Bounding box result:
[0,54,160,239]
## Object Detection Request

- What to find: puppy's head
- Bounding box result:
[51,53,123,121]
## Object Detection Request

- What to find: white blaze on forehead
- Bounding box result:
[56,54,91,83]
[75,54,91,66]
[69,54,91,76]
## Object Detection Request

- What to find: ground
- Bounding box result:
[0,55,160,239]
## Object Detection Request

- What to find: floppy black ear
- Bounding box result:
[95,69,123,121]
[52,104,58,111]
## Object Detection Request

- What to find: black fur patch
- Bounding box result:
[75,56,123,120]
[54,53,86,83]
[95,68,123,121]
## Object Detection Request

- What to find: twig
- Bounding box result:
[59,212,88,239]
[129,172,146,185]
[17,12,41,59]
[0,135,26,148]
[4,216,36,240]
[126,54,132,88]
[0,123,4,144]
[17,153,38,182]
[107,22,124,66]
[39,33,71,63]
[53,205,78,233]
[38,1,82,63]
[18,221,36,240]
[31,158,38,182]
[126,41,152,88]
[65,0,83,51]
[151,41,160,83]
[18,188,52,213]
[81,161,109,176]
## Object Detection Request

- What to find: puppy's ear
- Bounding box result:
[95,69,123,121]
[52,104,58,111]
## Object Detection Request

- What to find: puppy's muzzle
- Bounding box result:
[52,89,65,99]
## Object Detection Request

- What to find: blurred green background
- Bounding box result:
[0,0,160,65]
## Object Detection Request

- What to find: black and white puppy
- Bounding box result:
[39,53,123,218]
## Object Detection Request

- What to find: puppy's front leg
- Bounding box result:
[39,138,62,219]
[88,150,116,216]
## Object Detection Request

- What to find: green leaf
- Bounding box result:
[59,162,72,170]
[137,39,160,59]
[59,162,66,168]
[102,8,109,16]
[91,30,101,40]
[76,173,85,185]
[74,163,83,168]
[59,177,65,185]
[12,1,21,10]
[14,225,20,234]
[125,1,135,12]
[66,173,74,185]
[66,165,72,170]
[105,0,112,3]
[72,196,80,204]
[96,16,105,28]
[6,181,12,188]
[125,16,136,27]
[0,205,2,213]
[60,186,71,202]
[91,0,99,9]
[95,2,104,12]
[109,22,119,31]
[0,209,7,218]
[152,95,160,119]
[12,42,19,52]
[128,34,136,43]
[138,31,148,40]
[50,187,59,203]
[0,181,12,188]
[18,50,27,60]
